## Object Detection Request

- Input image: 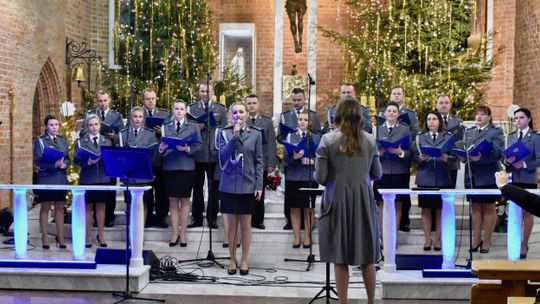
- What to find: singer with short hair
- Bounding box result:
[117,106,159,228]
[502,107,540,258]
[373,102,412,236]
[284,111,320,249]
[74,114,114,248]
[159,100,202,247]
[33,115,70,249]
[216,101,263,276]
[314,96,382,304]
[457,105,504,254]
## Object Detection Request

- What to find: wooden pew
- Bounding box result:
[471,260,540,304]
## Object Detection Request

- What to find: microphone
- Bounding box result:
[307,73,316,85]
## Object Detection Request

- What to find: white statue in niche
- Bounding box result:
[230,47,245,81]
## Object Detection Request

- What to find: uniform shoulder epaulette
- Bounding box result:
[163,120,174,126]
[156,107,167,112]
[467,125,477,130]
[404,107,417,113]
[250,126,262,132]
[281,109,292,114]
[260,114,272,120]
[308,109,317,113]
[120,127,128,133]
[491,124,501,129]
[144,126,154,132]
[188,101,198,107]
[213,102,226,108]
[508,130,517,136]
[444,131,453,137]
[223,125,234,130]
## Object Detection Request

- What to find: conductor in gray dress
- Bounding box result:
[314,96,382,304]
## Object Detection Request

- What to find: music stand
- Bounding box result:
[298,187,339,303]
[101,146,164,303]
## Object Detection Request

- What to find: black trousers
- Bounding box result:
[146,167,169,223]
[192,162,219,224]
[251,170,268,226]
[399,173,411,228]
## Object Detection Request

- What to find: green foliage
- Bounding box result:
[105,0,216,115]
[320,0,502,123]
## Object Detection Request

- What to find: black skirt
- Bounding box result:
[35,189,68,202]
[285,180,318,209]
[219,192,256,215]
[165,170,194,198]
[466,184,500,204]
[373,173,410,202]
[80,182,116,205]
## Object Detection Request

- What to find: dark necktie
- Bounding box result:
[204,103,209,112]
[388,127,393,134]
[176,121,181,133]
[519,131,523,141]
[302,131,306,138]
[251,117,256,125]
[134,129,138,137]
[432,133,437,142]
[101,111,105,122]
[53,137,57,144]
[297,110,301,116]
[93,137,98,148]
[148,110,153,117]
[443,116,448,126]
[478,128,482,134]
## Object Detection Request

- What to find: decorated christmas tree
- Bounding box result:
[320,0,501,121]
[107,0,216,114]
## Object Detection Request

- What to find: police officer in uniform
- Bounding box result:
[84,91,124,227]
[277,87,321,229]
[436,95,464,187]
[141,88,171,227]
[323,83,372,134]
[118,106,159,227]
[245,94,277,230]
[378,86,418,232]
[216,101,263,275]
[187,83,227,228]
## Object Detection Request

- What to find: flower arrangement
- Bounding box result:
[267,169,282,191]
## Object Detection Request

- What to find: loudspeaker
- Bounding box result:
[396,253,442,270]
[0,208,13,234]
[94,248,158,266]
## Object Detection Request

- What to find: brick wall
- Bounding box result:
[514,0,540,125]
[482,0,516,120]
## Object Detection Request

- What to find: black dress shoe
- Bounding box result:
[223,243,229,248]
[520,246,529,259]
[252,223,266,230]
[55,236,67,249]
[469,240,483,253]
[303,242,312,249]
[42,244,50,250]
[85,243,92,248]
[399,225,410,232]
[105,221,114,228]
[239,268,249,275]
[169,236,180,247]
[208,221,218,229]
[96,234,108,248]
[292,243,301,249]
[228,268,237,275]
[283,223,292,230]
[187,222,203,228]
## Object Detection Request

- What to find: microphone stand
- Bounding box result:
[284,74,318,270]
[456,126,474,269]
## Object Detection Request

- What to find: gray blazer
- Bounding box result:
[74,134,113,184]
[117,126,159,184]
[187,100,227,163]
[506,129,540,184]
[278,107,321,142]
[284,131,321,181]
[376,123,412,175]
[463,124,504,187]
[217,126,264,194]
[34,134,70,185]
[160,119,202,171]
[247,113,277,168]
[442,114,464,170]
[85,108,125,134]
[142,106,170,121]
[413,131,454,187]
[323,105,372,134]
